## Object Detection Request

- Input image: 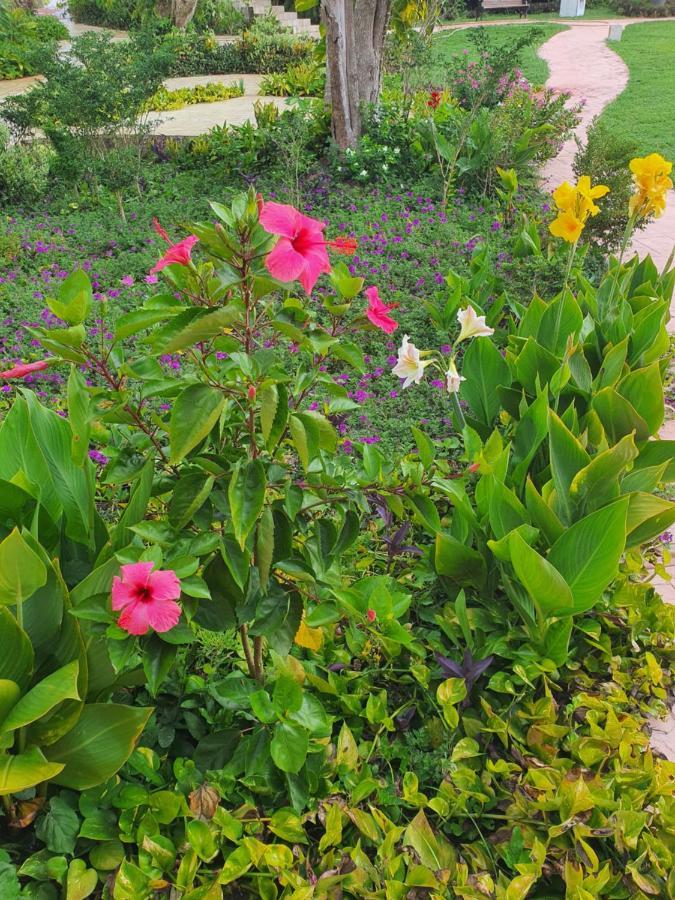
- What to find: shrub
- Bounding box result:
[144,79,245,111]
[0,123,53,203]
[0,2,65,78]
[164,28,315,76]
[573,119,646,251]
[260,61,325,97]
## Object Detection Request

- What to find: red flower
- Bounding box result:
[152,217,171,245]
[0,359,52,379]
[428,90,442,109]
[259,201,331,295]
[112,562,182,636]
[328,236,358,256]
[365,286,399,335]
[150,235,199,274]
[366,609,376,623]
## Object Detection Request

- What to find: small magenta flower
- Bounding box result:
[112,562,181,636]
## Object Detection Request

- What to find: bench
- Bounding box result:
[475,0,529,19]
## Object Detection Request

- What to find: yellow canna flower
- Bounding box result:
[549,175,609,243]
[628,153,673,220]
[552,181,577,213]
[549,210,585,243]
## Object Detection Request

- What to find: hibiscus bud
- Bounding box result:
[247,385,256,401]
[366,609,376,623]
[256,193,264,216]
[468,462,480,473]
[189,784,220,820]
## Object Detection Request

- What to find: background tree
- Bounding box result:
[155,0,199,28]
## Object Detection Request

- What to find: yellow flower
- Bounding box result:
[552,181,577,213]
[549,210,584,243]
[629,153,673,219]
[576,175,610,217]
[549,175,609,243]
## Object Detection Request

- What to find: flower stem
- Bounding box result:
[562,239,578,292]
[450,392,466,431]
[605,214,636,316]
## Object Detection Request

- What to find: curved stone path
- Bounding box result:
[538,20,675,272]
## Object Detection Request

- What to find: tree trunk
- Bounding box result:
[166,0,198,28]
[322,0,391,149]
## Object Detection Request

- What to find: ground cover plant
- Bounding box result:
[598,21,675,160]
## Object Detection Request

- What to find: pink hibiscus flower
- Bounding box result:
[0,359,52,379]
[365,286,399,335]
[150,235,199,274]
[112,562,182,636]
[259,201,331,295]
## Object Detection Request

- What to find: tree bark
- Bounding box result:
[322,0,391,149]
[158,0,198,28]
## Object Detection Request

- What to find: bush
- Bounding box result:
[1,173,672,897]
[260,61,325,97]
[573,119,646,252]
[0,2,65,78]
[606,0,674,14]
[0,123,53,203]
[144,79,245,111]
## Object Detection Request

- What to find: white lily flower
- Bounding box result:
[456,305,494,343]
[392,334,431,389]
[446,358,466,394]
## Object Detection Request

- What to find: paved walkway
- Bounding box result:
[538,20,675,273]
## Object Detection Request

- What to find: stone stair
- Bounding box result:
[241,0,320,37]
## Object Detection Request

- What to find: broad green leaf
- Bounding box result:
[504,530,574,618]
[0,747,64,796]
[228,459,266,550]
[488,478,528,539]
[625,493,675,546]
[113,307,182,342]
[459,338,511,427]
[617,362,664,435]
[0,680,21,725]
[548,498,629,614]
[259,383,288,451]
[47,269,92,326]
[45,704,152,789]
[435,533,486,588]
[270,721,308,774]
[570,433,638,514]
[0,528,47,605]
[537,290,582,356]
[548,411,589,523]
[403,810,455,870]
[525,477,564,545]
[0,608,33,691]
[168,473,214,530]
[592,387,650,444]
[170,384,224,463]
[147,304,243,353]
[1,660,80,732]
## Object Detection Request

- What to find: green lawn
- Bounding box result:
[442,4,619,23]
[599,21,675,160]
[429,23,567,86]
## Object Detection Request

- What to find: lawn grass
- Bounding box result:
[442,4,619,23]
[599,21,675,160]
[429,23,567,86]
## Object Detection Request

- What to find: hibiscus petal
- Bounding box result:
[297,244,331,294]
[148,568,181,602]
[146,599,182,633]
[259,202,301,239]
[120,562,154,589]
[111,576,132,611]
[265,239,307,284]
[118,601,151,635]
